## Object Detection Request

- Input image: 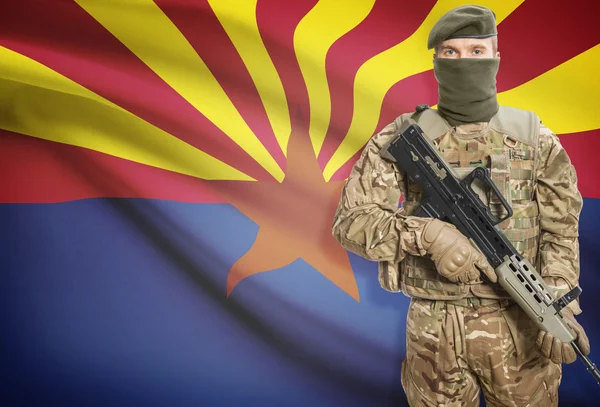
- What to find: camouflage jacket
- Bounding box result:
[332,113,583,314]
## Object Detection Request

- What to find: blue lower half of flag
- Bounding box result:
[1,198,599,406]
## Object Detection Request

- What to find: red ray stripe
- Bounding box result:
[155,0,286,170]
[329,70,438,182]
[0,0,273,182]
[559,129,600,199]
[378,70,438,132]
[255,0,319,137]
[0,130,226,204]
[331,149,362,183]
[496,0,600,91]
[318,0,437,169]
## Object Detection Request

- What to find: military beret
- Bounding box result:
[427,5,497,50]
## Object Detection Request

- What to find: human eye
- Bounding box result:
[473,49,482,55]
[444,49,455,56]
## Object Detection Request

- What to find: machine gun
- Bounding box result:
[382,118,600,384]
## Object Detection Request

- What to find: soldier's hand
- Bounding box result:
[421,219,497,284]
[536,309,590,364]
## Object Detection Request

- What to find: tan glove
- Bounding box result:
[421,219,497,284]
[536,309,590,364]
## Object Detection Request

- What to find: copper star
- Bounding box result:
[208,123,359,301]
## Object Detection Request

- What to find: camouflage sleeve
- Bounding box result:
[332,121,430,264]
[536,124,583,314]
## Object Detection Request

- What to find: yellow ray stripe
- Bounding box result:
[323,0,524,181]
[497,44,600,134]
[209,0,291,155]
[0,46,253,181]
[76,0,284,181]
[294,0,376,155]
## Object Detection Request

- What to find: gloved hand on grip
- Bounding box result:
[536,309,590,364]
[421,218,498,284]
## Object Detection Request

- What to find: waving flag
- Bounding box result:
[1,1,599,405]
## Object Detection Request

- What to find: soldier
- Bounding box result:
[332,5,591,406]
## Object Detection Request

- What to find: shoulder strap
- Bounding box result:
[393,112,413,134]
[489,106,540,147]
[411,106,451,141]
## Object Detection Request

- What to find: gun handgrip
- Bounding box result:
[460,167,513,225]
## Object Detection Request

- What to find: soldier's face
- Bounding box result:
[435,37,499,59]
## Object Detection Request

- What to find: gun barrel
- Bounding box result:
[573,342,600,385]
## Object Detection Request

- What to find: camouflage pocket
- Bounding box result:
[485,361,560,407]
[500,201,540,263]
[489,152,512,211]
[403,300,480,406]
[509,159,535,205]
[378,261,401,293]
[527,370,560,407]
[483,304,561,406]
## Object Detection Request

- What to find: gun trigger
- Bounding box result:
[552,285,582,313]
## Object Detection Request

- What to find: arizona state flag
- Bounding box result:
[1,1,599,405]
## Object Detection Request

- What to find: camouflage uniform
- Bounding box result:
[332,108,583,406]
[401,298,561,406]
